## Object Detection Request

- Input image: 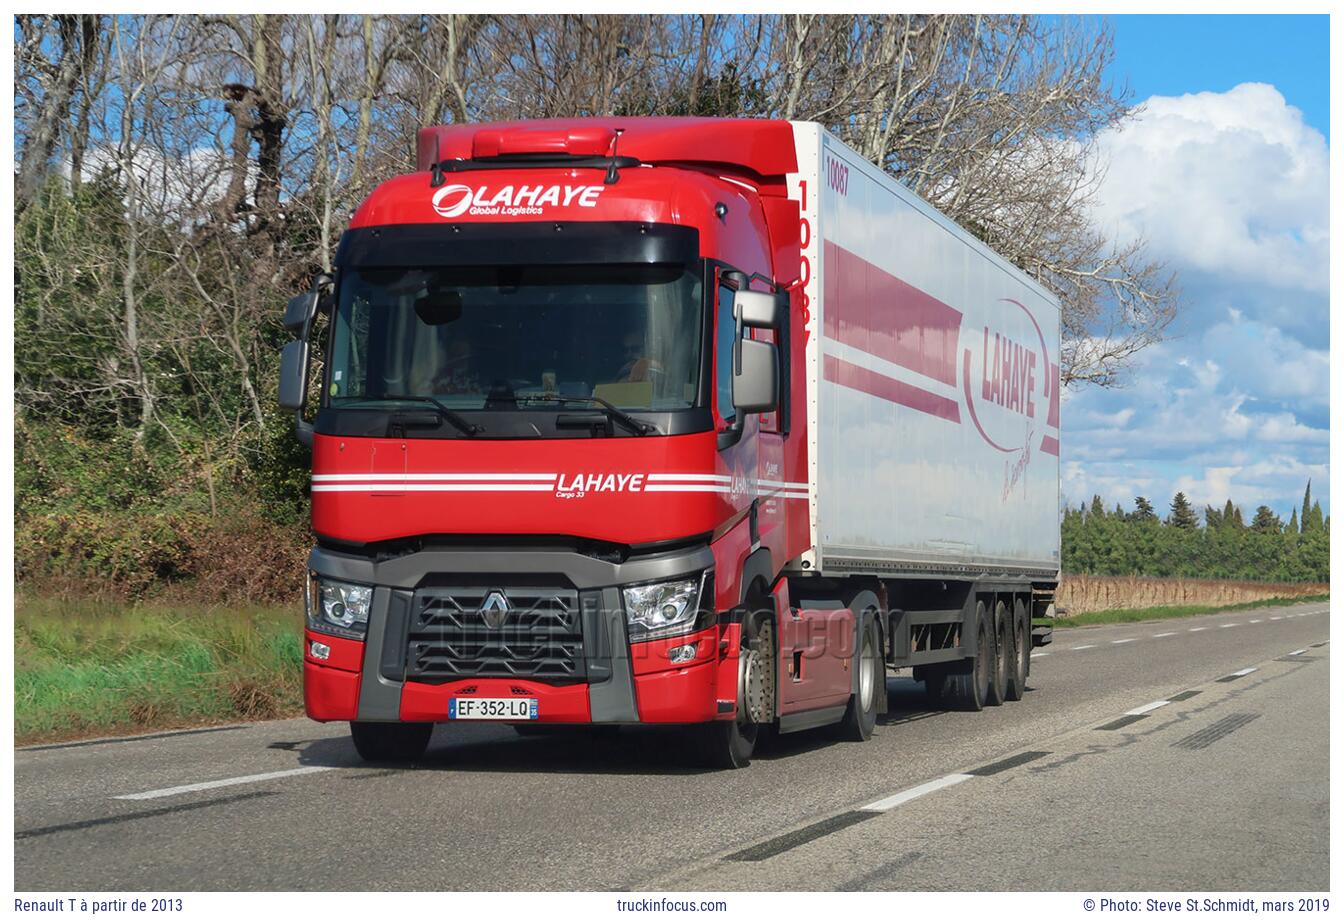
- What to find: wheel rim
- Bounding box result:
[859,629,876,710]
[976,619,990,700]
[740,643,769,724]
[997,621,1007,685]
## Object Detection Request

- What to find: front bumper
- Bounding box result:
[303,542,726,725]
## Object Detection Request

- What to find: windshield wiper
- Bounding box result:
[381,394,483,436]
[519,393,660,436]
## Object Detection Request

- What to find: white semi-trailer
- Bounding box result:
[792,122,1061,576]
[782,122,1060,719]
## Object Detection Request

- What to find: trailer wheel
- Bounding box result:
[1004,597,1029,701]
[941,601,990,711]
[837,615,881,741]
[922,666,945,706]
[986,600,1008,707]
[696,612,774,769]
[349,721,433,763]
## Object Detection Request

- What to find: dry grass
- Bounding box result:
[1058,575,1329,615]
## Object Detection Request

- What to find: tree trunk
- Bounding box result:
[17,16,85,207]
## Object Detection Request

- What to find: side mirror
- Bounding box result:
[736,290,782,329]
[278,339,310,411]
[732,338,778,414]
[283,290,318,334]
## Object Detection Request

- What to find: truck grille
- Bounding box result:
[405,586,585,681]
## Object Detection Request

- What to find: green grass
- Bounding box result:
[15,596,304,744]
[1047,594,1330,629]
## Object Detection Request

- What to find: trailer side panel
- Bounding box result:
[793,123,1061,578]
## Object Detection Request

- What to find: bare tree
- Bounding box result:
[752,15,1175,385]
[15,13,1176,497]
[15,15,103,207]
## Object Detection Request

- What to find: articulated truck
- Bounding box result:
[278,118,1060,768]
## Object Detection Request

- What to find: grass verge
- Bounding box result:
[15,596,303,745]
[1049,594,1329,629]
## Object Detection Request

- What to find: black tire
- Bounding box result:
[922,665,945,706]
[941,600,990,711]
[349,721,433,763]
[837,615,881,741]
[695,719,757,769]
[1004,597,1029,702]
[696,611,774,768]
[986,600,1008,707]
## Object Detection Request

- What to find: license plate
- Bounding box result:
[449,697,538,720]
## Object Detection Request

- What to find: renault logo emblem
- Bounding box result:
[480,591,510,629]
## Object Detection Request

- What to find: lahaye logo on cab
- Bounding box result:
[431,183,605,219]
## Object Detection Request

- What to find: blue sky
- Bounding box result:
[1106,15,1330,138]
[1060,14,1330,521]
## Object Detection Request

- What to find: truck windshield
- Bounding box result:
[327,264,704,413]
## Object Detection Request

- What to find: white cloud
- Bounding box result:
[1173,466,1242,510]
[1060,83,1330,520]
[1092,82,1329,293]
[1200,318,1329,408]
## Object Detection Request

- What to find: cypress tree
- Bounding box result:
[1205,505,1223,529]
[1302,480,1312,532]
[1307,500,1325,533]
[1288,507,1299,535]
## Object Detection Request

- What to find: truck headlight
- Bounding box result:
[306,573,372,639]
[623,573,710,642]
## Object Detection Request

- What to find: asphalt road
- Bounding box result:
[14,600,1329,892]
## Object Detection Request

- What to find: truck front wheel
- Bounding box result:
[349,721,433,763]
[696,613,775,769]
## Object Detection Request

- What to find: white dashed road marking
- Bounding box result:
[1125,700,1171,716]
[114,766,334,801]
[861,774,974,812]
[764,619,1328,851]
[1220,623,1237,628]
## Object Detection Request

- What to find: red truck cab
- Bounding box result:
[278,118,815,767]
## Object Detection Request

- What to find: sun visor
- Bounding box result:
[335,222,699,268]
